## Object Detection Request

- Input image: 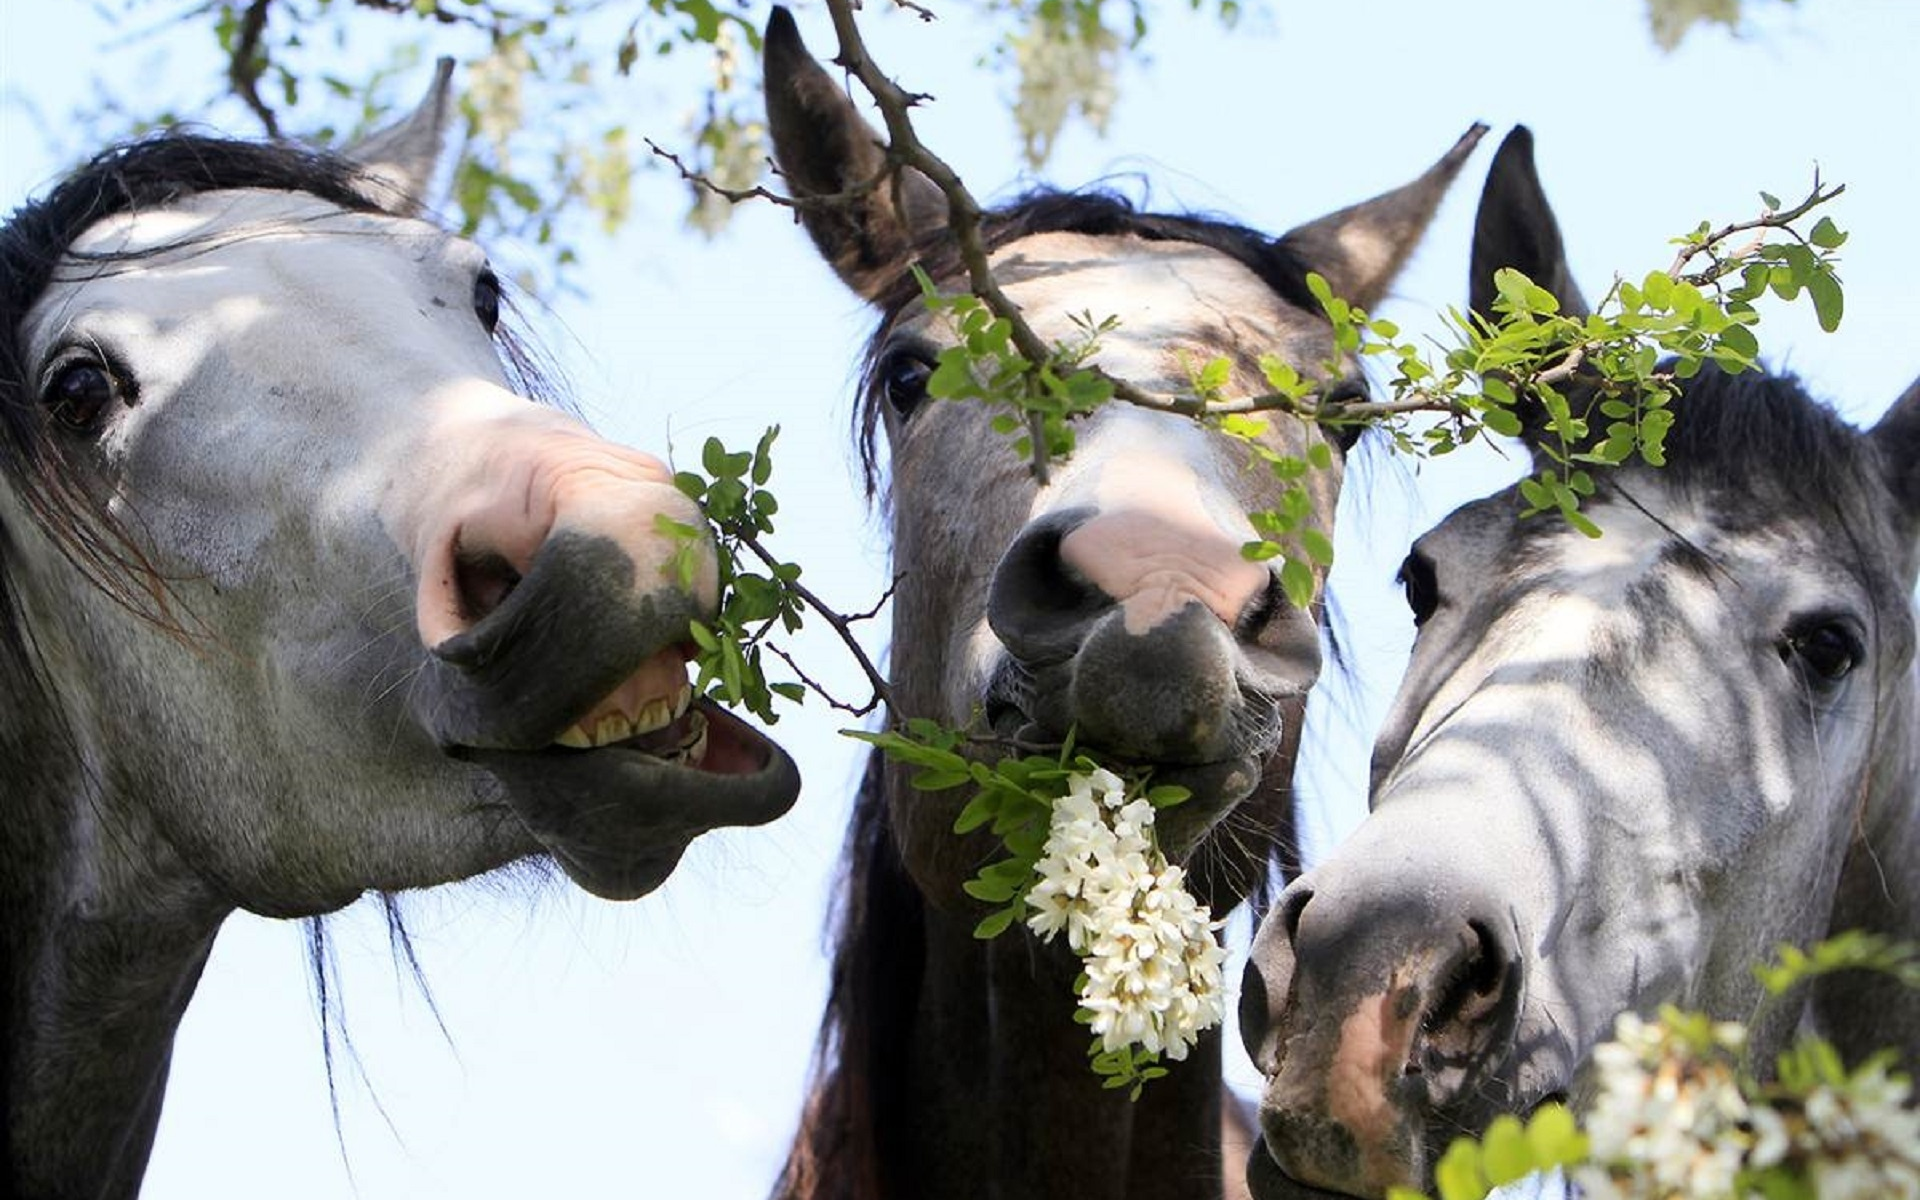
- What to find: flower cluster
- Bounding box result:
[1024,768,1227,1062]
[1575,1010,1920,1200]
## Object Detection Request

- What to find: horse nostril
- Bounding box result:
[1234,572,1284,640]
[1413,916,1520,1102]
[987,507,1106,662]
[454,549,522,624]
[1279,886,1314,945]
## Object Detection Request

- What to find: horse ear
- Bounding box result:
[1870,377,1920,529]
[1469,126,1588,322]
[344,57,457,216]
[1469,126,1595,448]
[1275,123,1487,311]
[763,6,947,301]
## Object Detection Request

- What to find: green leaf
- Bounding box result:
[963,874,1019,904]
[913,768,973,792]
[1807,269,1844,332]
[953,790,999,834]
[1431,1137,1488,1200]
[1146,784,1191,808]
[1279,558,1316,609]
[973,905,1019,939]
[1479,1115,1534,1187]
[1481,407,1523,438]
[751,424,780,485]
[1722,320,1761,362]
[1809,215,1848,249]
[1195,355,1232,394]
[1523,1104,1590,1169]
[1300,528,1335,567]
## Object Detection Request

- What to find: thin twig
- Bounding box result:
[228,0,280,138]
[734,531,895,714]
[647,139,803,209]
[765,642,883,718]
[889,0,939,21]
[350,0,488,29]
[646,138,900,217]
[1668,178,1845,284]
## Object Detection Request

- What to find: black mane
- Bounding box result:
[1640,362,1873,523]
[0,134,387,639]
[854,188,1321,488]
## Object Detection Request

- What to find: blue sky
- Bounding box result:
[3,2,1916,1196]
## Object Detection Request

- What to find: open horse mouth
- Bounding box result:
[449,645,801,900]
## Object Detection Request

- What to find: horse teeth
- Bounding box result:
[671,682,693,719]
[681,710,709,765]
[554,723,592,749]
[633,697,673,735]
[594,712,634,746]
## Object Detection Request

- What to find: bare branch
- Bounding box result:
[765,643,883,718]
[733,531,895,715]
[647,139,803,210]
[645,138,898,217]
[228,0,280,138]
[349,0,488,29]
[1669,178,1846,285]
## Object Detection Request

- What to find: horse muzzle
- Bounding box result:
[1240,870,1535,1198]
[412,528,800,900]
[982,505,1315,853]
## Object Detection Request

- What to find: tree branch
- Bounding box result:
[1669,177,1846,285]
[228,0,280,138]
[734,531,895,715]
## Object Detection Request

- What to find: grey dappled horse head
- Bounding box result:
[760,9,1482,1198]
[1240,127,1920,1199]
[0,71,797,1198]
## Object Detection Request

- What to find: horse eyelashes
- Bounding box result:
[1781,619,1861,684]
[879,350,933,419]
[41,353,129,432]
[472,268,503,334]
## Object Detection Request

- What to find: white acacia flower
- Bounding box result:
[1023,770,1227,1067]
[1575,1008,1920,1200]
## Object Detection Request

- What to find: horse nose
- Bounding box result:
[1248,874,1524,1195]
[987,506,1279,660]
[413,418,714,656]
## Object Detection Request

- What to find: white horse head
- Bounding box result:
[1,70,797,1198]
[1240,127,1920,1199]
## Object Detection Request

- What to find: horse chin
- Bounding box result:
[984,673,1279,861]
[1244,1141,1359,1200]
[456,701,800,901]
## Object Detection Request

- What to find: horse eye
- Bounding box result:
[880,351,934,419]
[1398,551,1440,627]
[42,357,125,432]
[1782,622,1860,684]
[473,268,502,334]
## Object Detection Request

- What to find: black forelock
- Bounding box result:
[0,134,392,642]
[1626,363,1873,524]
[852,188,1321,491]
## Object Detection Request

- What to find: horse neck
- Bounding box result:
[776,760,1230,1200]
[1812,652,1920,1063]
[1,641,226,1200]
